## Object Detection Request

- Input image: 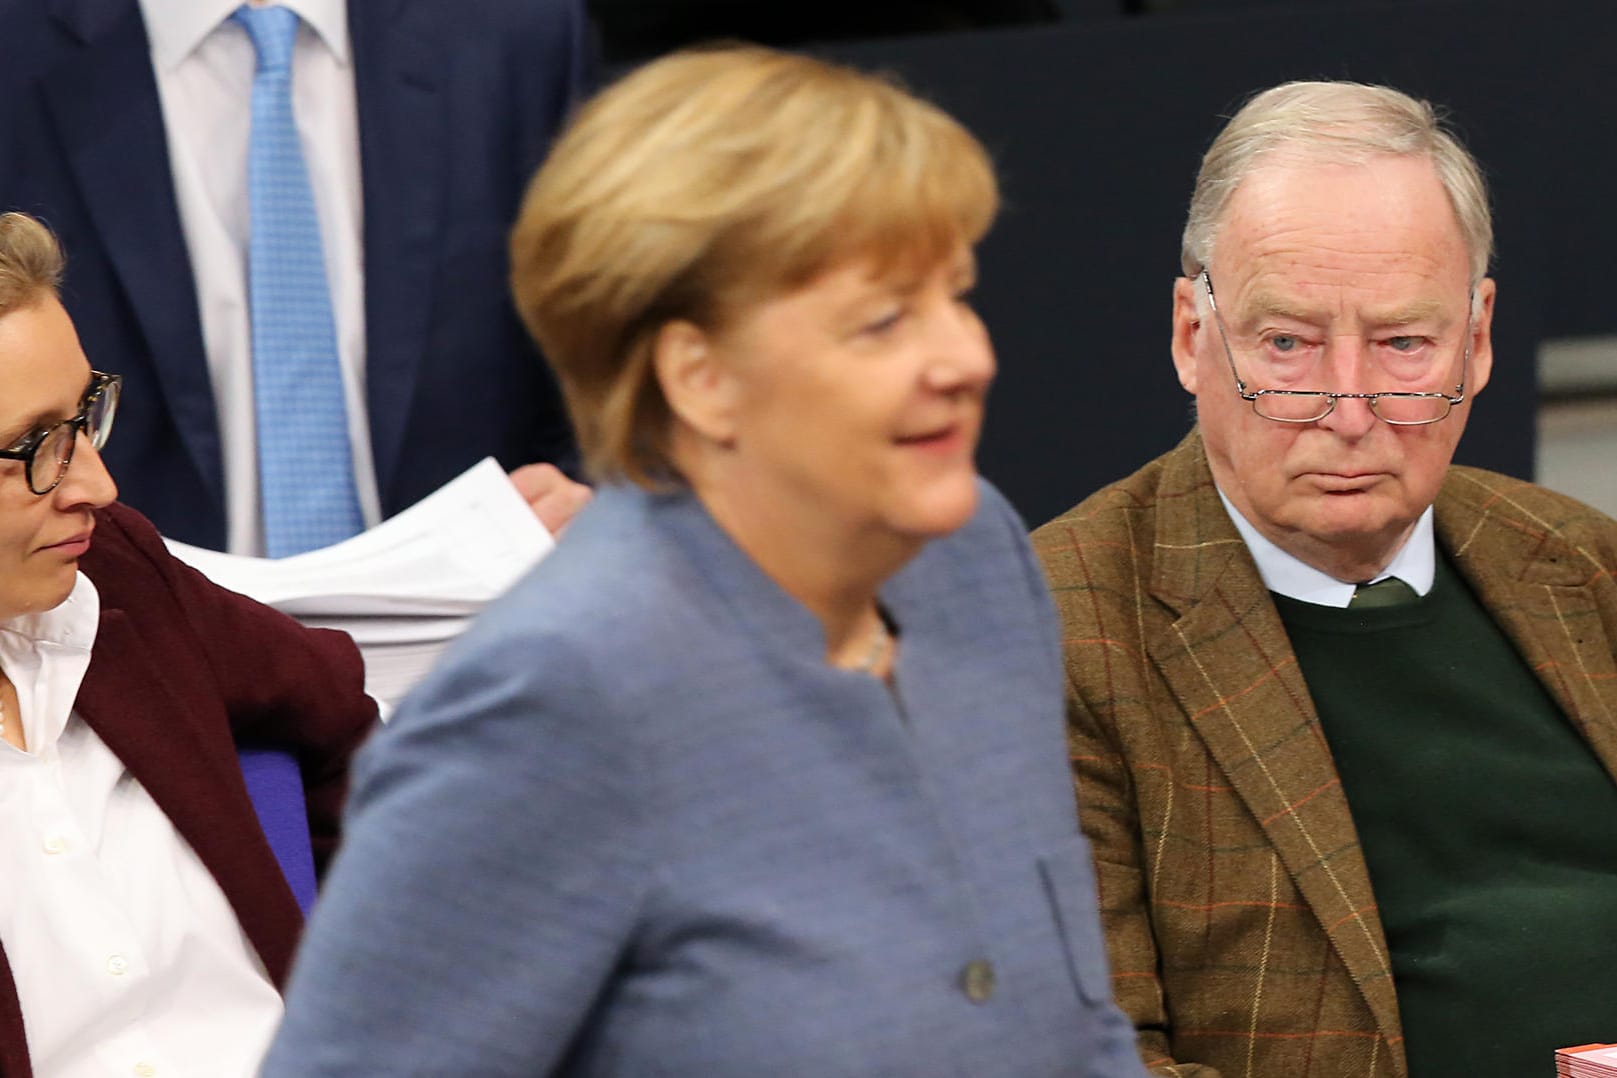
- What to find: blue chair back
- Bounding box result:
[237,746,317,914]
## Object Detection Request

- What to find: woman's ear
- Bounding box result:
[653,320,740,446]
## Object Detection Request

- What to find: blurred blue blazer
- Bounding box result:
[264,481,1147,1076]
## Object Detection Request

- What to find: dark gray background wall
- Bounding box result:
[830,0,1590,525]
[599,0,1615,526]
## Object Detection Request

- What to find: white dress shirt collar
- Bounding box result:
[0,572,99,753]
[139,0,351,71]
[0,573,283,1076]
[1215,488,1436,608]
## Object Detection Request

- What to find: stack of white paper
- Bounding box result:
[1558,1044,1617,1077]
[166,457,554,711]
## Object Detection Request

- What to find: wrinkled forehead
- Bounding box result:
[1206,155,1473,309]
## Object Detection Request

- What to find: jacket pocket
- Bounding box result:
[1038,832,1114,1006]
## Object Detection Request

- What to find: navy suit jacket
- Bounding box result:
[0,503,376,1077]
[0,0,588,549]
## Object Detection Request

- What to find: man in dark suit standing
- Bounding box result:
[0,0,592,553]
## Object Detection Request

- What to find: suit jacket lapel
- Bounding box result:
[1145,433,1404,1064]
[350,0,447,505]
[41,0,224,504]
[1438,469,1617,784]
[74,609,304,983]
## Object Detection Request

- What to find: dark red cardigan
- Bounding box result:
[0,503,376,1076]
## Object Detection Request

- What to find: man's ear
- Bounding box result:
[1465,277,1497,397]
[653,320,739,446]
[1170,275,1204,394]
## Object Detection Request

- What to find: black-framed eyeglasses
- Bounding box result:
[0,370,122,495]
[1198,270,1469,426]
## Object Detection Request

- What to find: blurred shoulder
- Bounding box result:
[901,477,1036,592]
[412,484,749,739]
[937,476,1028,552]
[371,484,767,785]
[462,483,702,651]
[884,479,1062,671]
[369,490,674,779]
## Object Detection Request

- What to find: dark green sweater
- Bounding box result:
[1274,554,1617,1078]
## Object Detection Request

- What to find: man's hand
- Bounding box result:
[509,463,592,536]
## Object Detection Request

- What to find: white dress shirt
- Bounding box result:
[138,0,381,556]
[0,575,284,1077]
[1216,488,1436,607]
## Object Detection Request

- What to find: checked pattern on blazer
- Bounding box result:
[1031,430,1617,1078]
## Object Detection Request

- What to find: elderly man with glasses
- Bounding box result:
[1033,81,1617,1078]
[0,211,376,1077]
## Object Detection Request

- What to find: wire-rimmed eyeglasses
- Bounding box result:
[1198,270,1469,426]
[0,370,122,495]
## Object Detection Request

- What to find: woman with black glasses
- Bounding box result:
[0,211,376,1078]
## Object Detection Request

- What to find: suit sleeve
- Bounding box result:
[260,611,655,1076]
[1067,690,1222,1078]
[93,503,377,867]
[1034,512,1222,1078]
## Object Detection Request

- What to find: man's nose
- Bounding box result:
[1319,335,1379,393]
[1303,338,1378,434]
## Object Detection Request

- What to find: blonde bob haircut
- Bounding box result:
[0,212,65,320]
[510,45,999,487]
[1181,80,1493,286]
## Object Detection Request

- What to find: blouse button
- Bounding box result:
[960,959,996,1003]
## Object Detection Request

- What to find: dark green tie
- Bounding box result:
[1348,576,1420,608]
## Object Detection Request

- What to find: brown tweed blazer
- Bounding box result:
[1031,429,1617,1078]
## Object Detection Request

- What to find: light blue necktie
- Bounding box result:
[236,4,364,557]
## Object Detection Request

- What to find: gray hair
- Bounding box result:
[1180,81,1492,285]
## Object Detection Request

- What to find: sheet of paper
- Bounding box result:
[165,457,553,709]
